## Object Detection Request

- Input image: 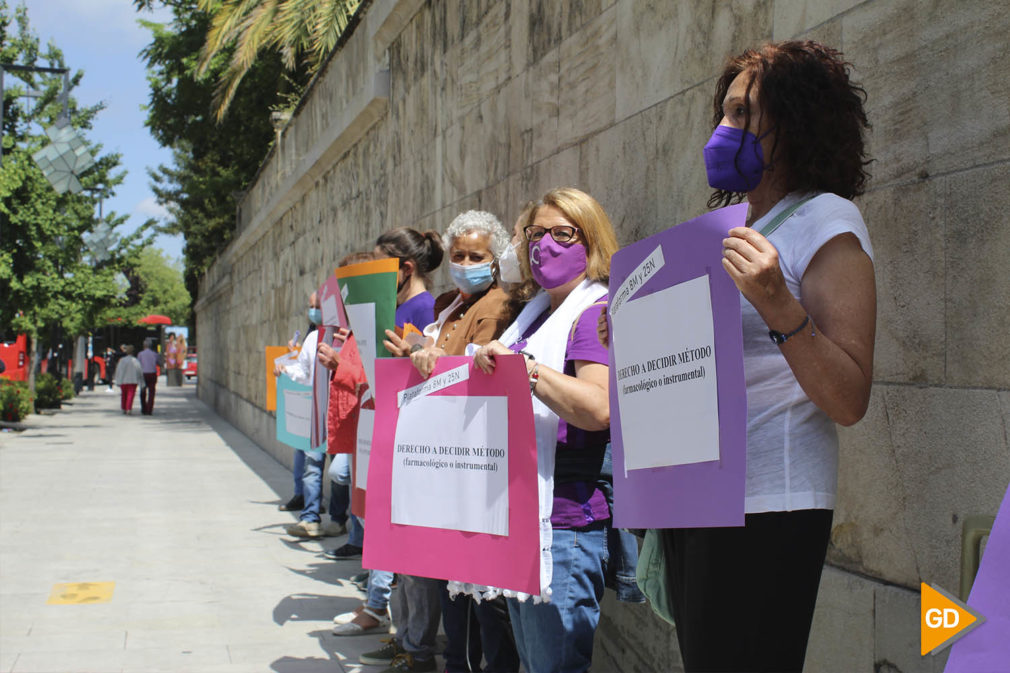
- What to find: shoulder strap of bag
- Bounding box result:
[757,195,816,238]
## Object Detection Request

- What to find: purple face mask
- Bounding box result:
[529,234,587,289]
[702,125,765,193]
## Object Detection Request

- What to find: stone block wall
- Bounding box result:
[195,1,1010,669]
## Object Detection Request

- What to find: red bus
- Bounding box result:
[0,334,29,381]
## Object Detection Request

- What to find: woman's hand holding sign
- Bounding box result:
[317,328,350,371]
[473,340,514,375]
[721,227,789,309]
[410,346,448,379]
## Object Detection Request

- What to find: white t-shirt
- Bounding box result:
[284,329,319,386]
[742,192,873,513]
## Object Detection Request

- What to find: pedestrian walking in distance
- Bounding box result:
[114,345,144,415]
[137,339,160,415]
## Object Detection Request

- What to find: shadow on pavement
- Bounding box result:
[270,655,340,673]
[271,628,367,673]
[279,537,329,554]
[285,562,351,588]
[272,593,361,626]
[250,498,289,507]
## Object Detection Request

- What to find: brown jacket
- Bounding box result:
[431,285,515,355]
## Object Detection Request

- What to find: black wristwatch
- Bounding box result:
[769,315,810,345]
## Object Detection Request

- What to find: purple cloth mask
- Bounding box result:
[703,125,765,192]
[529,235,587,289]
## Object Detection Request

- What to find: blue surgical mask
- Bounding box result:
[449,261,495,295]
[307,308,322,325]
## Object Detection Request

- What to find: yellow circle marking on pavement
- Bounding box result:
[46,581,115,605]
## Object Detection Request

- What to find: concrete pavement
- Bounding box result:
[0,382,394,673]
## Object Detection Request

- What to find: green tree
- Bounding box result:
[196,0,361,121]
[100,247,192,327]
[135,0,311,300]
[0,1,146,390]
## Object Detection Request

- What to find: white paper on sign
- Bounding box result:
[321,295,339,326]
[612,274,720,470]
[610,245,665,316]
[274,351,298,369]
[397,364,470,407]
[282,389,312,439]
[391,395,509,536]
[355,406,375,490]
[345,302,377,386]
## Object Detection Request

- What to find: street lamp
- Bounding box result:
[31,120,96,194]
[0,63,95,194]
[82,187,117,264]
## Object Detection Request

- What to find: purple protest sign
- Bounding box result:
[944,481,1010,672]
[608,203,747,528]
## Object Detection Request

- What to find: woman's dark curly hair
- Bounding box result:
[707,40,871,209]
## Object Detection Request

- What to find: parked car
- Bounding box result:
[184,352,198,380]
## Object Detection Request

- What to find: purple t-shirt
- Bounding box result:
[395,291,435,329]
[137,348,159,374]
[512,295,611,529]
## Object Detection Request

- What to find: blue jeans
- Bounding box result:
[366,569,394,612]
[292,449,306,497]
[508,522,609,673]
[598,443,645,604]
[328,453,351,529]
[299,452,342,524]
[329,452,351,484]
[348,513,364,547]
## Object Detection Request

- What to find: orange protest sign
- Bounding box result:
[334,257,399,279]
[266,346,295,411]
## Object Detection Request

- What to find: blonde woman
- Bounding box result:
[473,188,618,673]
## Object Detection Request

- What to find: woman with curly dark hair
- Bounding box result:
[663,41,877,672]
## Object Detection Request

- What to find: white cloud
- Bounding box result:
[132,196,169,221]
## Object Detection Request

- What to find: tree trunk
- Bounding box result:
[27,332,38,395]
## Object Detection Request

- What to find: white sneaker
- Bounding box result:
[333,605,364,624]
[332,607,390,636]
[286,520,322,538]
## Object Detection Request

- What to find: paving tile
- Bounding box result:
[120,645,230,672]
[10,647,126,673]
[2,629,128,654]
[0,387,383,673]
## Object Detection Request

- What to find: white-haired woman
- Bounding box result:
[392,209,518,377]
[378,210,520,673]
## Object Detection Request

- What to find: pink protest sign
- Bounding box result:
[311,276,349,448]
[608,203,748,528]
[363,355,539,594]
[318,274,348,329]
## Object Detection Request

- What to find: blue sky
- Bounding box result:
[17,0,184,261]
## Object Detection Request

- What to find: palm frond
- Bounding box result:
[310,0,359,59]
[202,0,363,120]
[232,0,280,75]
[197,0,262,77]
